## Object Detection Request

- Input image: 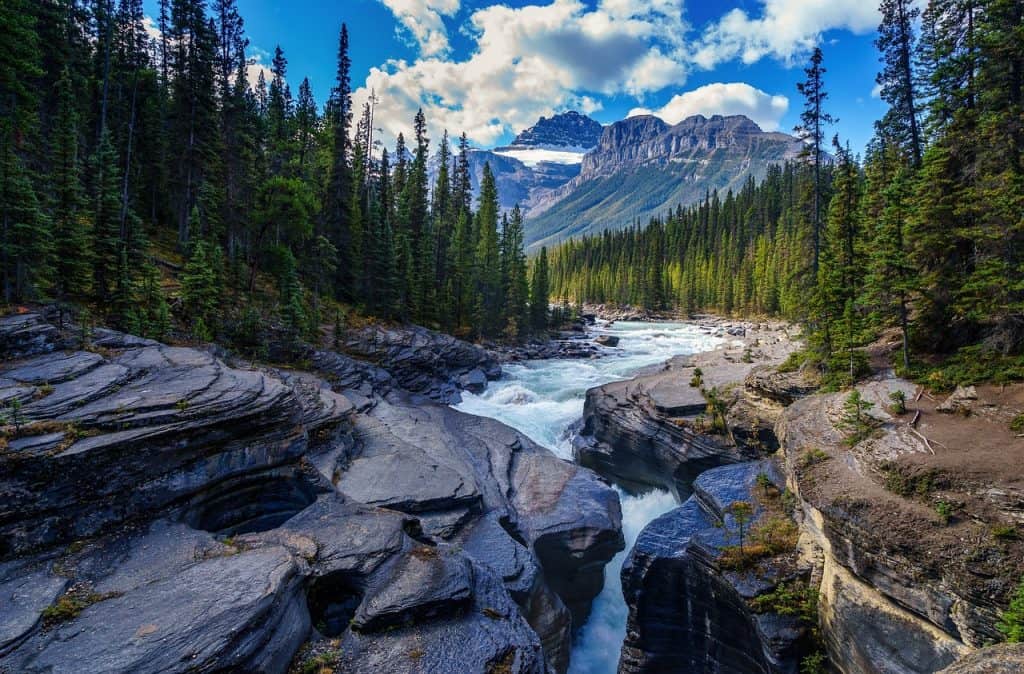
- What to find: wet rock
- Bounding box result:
[0,315,624,673]
[595,335,619,347]
[619,461,808,674]
[339,324,501,403]
[574,368,756,499]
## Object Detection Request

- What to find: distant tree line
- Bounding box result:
[549,0,1024,380]
[0,0,551,345]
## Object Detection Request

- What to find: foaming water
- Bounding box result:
[455,321,724,673]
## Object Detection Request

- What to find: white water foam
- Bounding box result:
[455,321,723,673]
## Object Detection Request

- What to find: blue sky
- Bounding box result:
[144,0,891,152]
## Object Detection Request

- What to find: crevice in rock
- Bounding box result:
[183,474,323,536]
[306,572,363,638]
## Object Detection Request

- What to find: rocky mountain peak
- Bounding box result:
[507,111,603,150]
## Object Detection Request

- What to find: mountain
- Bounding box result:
[430,111,602,212]
[492,111,605,167]
[524,114,806,250]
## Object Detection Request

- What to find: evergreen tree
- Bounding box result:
[530,247,550,332]
[181,226,222,340]
[51,66,93,301]
[474,163,502,335]
[875,0,924,166]
[325,23,353,298]
[501,205,530,338]
[795,47,836,277]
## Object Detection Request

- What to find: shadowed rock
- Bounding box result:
[0,314,623,674]
[619,461,808,674]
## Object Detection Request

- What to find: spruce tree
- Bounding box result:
[795,47,836,277]
[474,163,502,336]
[51,66,93,301]
[530,247,550,333]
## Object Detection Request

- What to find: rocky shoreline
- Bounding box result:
[566,316,1024,673]
[0,312,623,674]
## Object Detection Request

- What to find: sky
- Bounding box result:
[143,0,892,153]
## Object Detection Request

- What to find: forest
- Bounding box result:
[0,0,550,349]
[549,0,1024,383]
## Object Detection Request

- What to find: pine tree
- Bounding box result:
[530,247,550,333]
[795,47,836,277]
[325,23,353,298]
[864,143,916,370]
[181,226,222,340]
[51,66,93,301]
[875,0,924,166]
[474,163,502,336]
[501,205,529,338]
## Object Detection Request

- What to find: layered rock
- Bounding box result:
[619,461,809,674]
[338,324,501,403]
[0,313,624,674]
[777,376,1024,673]
[575,324,796,499]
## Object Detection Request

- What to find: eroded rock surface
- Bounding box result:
[619,461,809,674]
[338,324,501,403]
[575,324,797,499]
[777,376,1024,673]
[0,313,623,674]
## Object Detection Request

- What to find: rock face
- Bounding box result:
[526,115,806,249]
[939,644,1024,673]
[0,313,624,674]
[574,343,789,500]
[338,323,501,403]
[504,111,604,150]
[776,376,1024,674]
[619,461,809,674]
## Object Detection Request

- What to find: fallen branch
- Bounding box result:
[910,428,936,455]
[910,410,921,428]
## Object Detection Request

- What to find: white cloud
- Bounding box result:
[870,82,882,99]
[379,0,461,57]
[629,82,789,131]
[357,0,690,147]
[694,0,879,68]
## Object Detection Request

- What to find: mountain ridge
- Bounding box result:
[523,113,806,250]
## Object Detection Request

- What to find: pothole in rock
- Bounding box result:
[307,572,363,637]
[184,474,323,536]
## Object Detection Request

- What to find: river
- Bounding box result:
[455,321,725,674]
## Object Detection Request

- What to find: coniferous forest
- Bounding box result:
[0,0,547,348]
[549,0,1024,383]
[0,0,1022,379]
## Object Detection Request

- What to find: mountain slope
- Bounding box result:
[525,114,804,250]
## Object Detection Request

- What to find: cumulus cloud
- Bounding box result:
[629,82,789,130]
[379,0,460,57]
[694,0,879,68]
[356,0,690,147]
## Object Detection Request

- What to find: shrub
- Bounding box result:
[689,367,703,388]
[801,448,830,469]
[752,516,799,555]
[935,500,954,524]
[889,390,907,415]
[750,581,818,624]
[801,652,828,674]
[1011,414,1024,434]
[839,390,876,446]
[993,525,1019,541]
[998,576,1024,643]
